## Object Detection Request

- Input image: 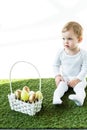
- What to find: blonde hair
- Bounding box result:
[62,21,83,38]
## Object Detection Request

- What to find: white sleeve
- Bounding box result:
[76,50,87,80]
[53,49,63,77]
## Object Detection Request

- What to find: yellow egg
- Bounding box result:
[21,90,29,102]
[35,91,43,100]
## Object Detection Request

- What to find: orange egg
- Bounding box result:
[15,89,22,100]
[29,92,36,103]
[23,86,30,93]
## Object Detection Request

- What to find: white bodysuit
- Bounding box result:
[53,49,87,106]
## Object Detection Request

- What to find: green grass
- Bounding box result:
[0,78,87,129]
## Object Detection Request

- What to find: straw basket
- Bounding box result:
[8,61,43,116]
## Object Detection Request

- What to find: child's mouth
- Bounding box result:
[65,45,69,48]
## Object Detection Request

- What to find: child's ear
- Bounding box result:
[78,37,83,43]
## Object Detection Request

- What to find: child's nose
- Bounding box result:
[64,39,68,43]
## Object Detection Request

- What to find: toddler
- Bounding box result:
[53,21,87,106]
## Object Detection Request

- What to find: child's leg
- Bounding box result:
[69,79,87,106]
[53,81,68,104]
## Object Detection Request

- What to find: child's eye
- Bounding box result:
[68,38,72,40]
[62,38,65,40]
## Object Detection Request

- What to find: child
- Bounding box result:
[53,21,87,106]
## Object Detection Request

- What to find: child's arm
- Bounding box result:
[67,78,81,88]
[76,51,87,81]
[53,49,64,87]
[53,49,63,78]
[55,75,64,87]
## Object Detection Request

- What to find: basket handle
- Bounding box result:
[9,61,41,94]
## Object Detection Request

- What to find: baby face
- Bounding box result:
[62,29,80,51]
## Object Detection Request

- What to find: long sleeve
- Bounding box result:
[76,50,87,80]
[53,49,63,77]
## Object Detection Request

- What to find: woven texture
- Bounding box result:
[8,93,42,116]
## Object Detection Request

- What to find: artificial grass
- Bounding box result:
[0,78,87,129]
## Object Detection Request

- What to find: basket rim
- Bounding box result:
[9,61,41,93]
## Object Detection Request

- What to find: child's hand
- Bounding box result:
[67,79,81,88]
[55,75,65,86]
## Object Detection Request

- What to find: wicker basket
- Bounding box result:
[8,61,43,116]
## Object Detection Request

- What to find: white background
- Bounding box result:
[0,0,87,79]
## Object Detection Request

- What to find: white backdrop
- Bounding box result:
[0,0,87,79]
